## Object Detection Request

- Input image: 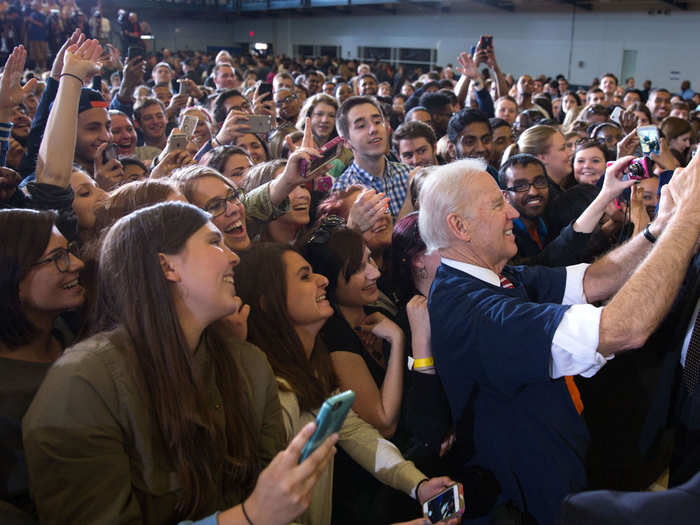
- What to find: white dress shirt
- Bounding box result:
[441,259,611,378]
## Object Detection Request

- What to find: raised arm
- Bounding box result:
[36,39,102,188]
[0,46,37,164]
[592,156,700,354]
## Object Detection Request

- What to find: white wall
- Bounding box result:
[145,9,700,91]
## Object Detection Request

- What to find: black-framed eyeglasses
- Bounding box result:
[31,243,78,273]
[204,188,242,217]
[275,94,297,107]
[505,176,549,193]
[305,215,346,245]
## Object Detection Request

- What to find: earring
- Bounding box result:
[416,267,428,280]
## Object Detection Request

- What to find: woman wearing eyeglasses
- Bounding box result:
[0,208,85,522]
[22,202,337,525]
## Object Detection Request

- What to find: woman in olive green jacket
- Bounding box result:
[22,202,335,525]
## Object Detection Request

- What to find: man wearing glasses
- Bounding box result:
[499,154,632,266]
[273,87,301,128]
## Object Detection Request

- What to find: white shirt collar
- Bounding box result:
[441,257,502,287]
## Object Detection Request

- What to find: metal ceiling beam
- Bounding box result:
[659,0,688,9]
[557,0,592,11]
[472,0,514,12]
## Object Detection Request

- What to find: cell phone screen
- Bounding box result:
[426,487,457,523]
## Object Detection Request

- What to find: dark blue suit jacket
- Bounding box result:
[559,471,700,525]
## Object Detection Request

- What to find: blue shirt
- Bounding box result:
[429,263,588,525]
[332,157,410,217]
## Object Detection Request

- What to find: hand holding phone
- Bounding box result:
[423,483,465,524]
[299,390,355,463]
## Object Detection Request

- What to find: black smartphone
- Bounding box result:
[127,46,145,62]
[482,35,493,49]
[258,82,273,98]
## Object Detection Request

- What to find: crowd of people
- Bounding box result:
[1,13,700,525]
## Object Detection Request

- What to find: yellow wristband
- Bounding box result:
[412,357,434,369]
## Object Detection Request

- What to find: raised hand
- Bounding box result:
[0,46,37,120]
[62,39,103,81]
[50,29,84,81]
[94,142,124,191]
[215,109,251,146]
[347,188,389,233]
[456,51,479,80]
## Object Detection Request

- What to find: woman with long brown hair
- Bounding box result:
[23,202,337,524]
[236,242,455,525]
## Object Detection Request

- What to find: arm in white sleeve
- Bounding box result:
[550,303,612,378]
[562,263,590,305]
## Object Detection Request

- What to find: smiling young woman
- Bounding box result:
[0,208,85,521]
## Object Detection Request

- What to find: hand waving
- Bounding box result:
[62,39,103,81]
[0,46,37,116]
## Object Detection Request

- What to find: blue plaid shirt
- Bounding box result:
[332,157,410,217]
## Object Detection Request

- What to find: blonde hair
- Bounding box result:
[501,125,560,165]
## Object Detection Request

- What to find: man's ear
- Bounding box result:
[446,212,472,243]
[159,253,181,283]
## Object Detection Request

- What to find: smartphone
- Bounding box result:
[481,35,493,49]
[245,114,273,134]
[638,125,660,155]
[301,136,344,178]
[103,143,119,164]
[423,483,465,524]
[178,80,190,97]
[127,46,145,62]
[170,133,187,151]
[299,390,355,463]
[180,115,198,138]
[258,82,273,98]
[610,106,623,125]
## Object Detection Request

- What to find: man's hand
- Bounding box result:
[116,55,145,105]
[346,188,388,233]
[50,29,84,81]
[215,110,251,146]
[62,38,103,82]
[151,149,193,179]
[94,142,124,191]
[252,83,274,117]
[668,149,700,216]
[177,78,203,100]
[417,477,456,505]
[0,46,37,121]
[619,109,637,134]
[456,52,479,80]
[165,93,187,120]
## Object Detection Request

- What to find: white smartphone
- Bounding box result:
[610,106,622,124]
[180,115,198,138]
[422,483,465,523]
[638,125,660,155]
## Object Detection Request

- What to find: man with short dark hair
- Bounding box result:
[489,117,513,167]
[587,88,606,107]
[648,88,672,123]
[419,91,453,139]
[212,89,251,126]
[600,73,618,107]
[333,96,410,217]
[392,120,437,168]
[213,63,242,91]
[273,87,300,127]
[405,106,432,127]
[447,109,497,177]
[303,70,322,95]
[358,73,378,96]
[133,97,167,157]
